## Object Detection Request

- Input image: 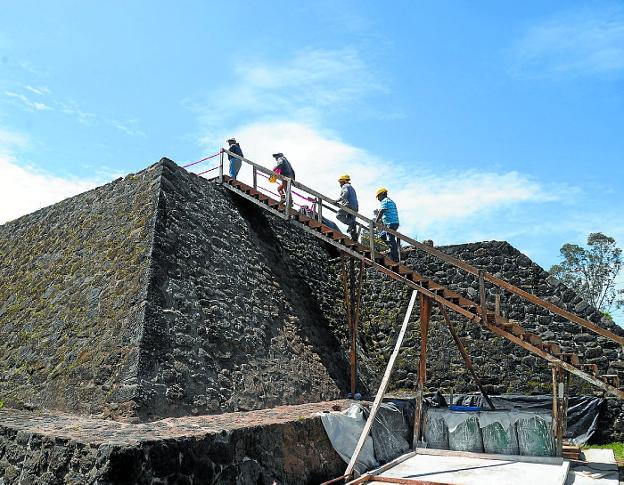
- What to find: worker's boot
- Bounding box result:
[348,227,358,242]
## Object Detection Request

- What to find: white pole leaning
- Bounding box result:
[344,289,418,478]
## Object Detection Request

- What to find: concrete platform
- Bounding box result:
[565,449,619,485]
[357,449,570,485]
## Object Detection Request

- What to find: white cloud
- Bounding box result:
[24,85,51,96]
[0,129,29,149]
[0,131,101,225]
[0,154,101,224]
[111,118,147,138]
[197,120,556,240]
[512,4,624,77]
[5,91,52,111]
[58,99,96,125]
[193,47,387,144]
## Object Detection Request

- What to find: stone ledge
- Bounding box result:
[0,401,349,484]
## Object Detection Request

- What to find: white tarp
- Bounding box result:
[320,403,379,473]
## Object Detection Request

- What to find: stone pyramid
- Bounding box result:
[0,159,353,421]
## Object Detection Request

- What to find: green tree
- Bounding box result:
[550,232,624,312]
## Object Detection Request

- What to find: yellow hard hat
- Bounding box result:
[376,187,388,197]
[338,174,351,182]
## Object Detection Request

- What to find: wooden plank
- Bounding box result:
[345,290,419,478]
[414,447,564,465]
[284,179,292,220]
[221,183,288,220]
[543,342,562,356]
[369,220,376,262]
[364,477,456,485]
[419,294,432,385]
[479,270,487,319]
[488,274,624,346]
[413,293,432,447]
[523,333,543,346]
[560,354,580,366]
[218,150,224,182]
[438,302,495,410]
[484,320,624,398]
[320,475,349,485]
[551,366,559,453]
[602,374,621,387]
[346,452,417,485]
[397,265,412,275]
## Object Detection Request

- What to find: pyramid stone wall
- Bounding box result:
[361,241,624,397]
[133,160,355,419]
[0,159,359,420]
[0,163,162,416]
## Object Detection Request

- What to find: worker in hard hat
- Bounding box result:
[335,174,359,241]
[227,138,243,179]
[375,187,400,261]
[272,152,296,200]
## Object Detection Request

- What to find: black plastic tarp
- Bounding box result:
[448,394,604,445]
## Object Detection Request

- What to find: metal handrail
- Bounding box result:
[218,148,624,346]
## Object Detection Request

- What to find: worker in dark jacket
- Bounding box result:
[272,153,295,200]
[227,138,243,179]
[335,174,359,241]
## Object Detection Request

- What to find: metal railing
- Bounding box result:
[218,148,624,347]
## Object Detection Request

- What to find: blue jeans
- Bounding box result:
[229,159,242,179]
[380,223,400,261]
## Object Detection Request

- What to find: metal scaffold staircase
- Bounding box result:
[199,149,623,401]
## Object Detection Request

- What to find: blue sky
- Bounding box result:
[1,1,623,320]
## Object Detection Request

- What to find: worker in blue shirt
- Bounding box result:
[227,138,243,179]
[335,174,359,241]
[375,187,400,261]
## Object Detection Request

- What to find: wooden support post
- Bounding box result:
[252,166,257,189]
[559,368,569,455]
[369,220,375,260]
[552,365,563,456]
[218,149,224,183]
[552,366,569,456]
[494,293,501,317]
[478,269,487,321]
[284,179,292,220]
[413,292,432,448]
[437,302,495,410]
[345,290,418,479]
[349,258,357,396]
[348,259,366,397]
[317,196,323,223]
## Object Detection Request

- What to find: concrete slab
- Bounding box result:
[367,453,570,485]
[565,449,618,485]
